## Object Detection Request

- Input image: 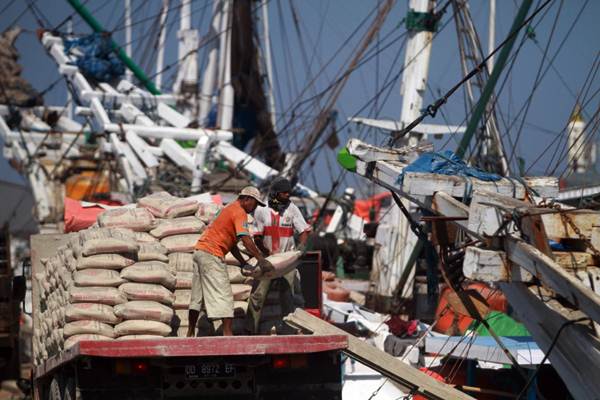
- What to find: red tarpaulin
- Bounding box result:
[63,197,114,232]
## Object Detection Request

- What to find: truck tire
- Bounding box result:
[48,377,62,400]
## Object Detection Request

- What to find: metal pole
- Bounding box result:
[66,0,161,94]
[487,0,496,73]
[124,0,132,81]
[261,0,277,130]
[456,0,533,159]
[155,0,170,91]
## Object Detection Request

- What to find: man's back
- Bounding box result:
[196,201,249,258]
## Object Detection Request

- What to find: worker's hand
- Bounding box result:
[257,258,275,274]
[241,263,257,277]
[297,242,307,252]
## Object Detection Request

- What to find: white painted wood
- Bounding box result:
[346,138,431,163]
[506,238,600,325]
[109,133,136,189]
[160,138,194,170]
[157,102,190,128]
[125,130,159,168]
[499,282,600,400]
[467,190,531,237]
[431,191,471,232]
[463,247,532,282]
[541,210,600,241]
[120,141,147,181]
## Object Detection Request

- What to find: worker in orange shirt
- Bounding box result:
[187,186,274,337]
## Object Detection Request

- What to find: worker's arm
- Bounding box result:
[229,245,247,266]
[254,235,271,257]
[297,230,310,250]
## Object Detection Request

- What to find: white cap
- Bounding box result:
[239,186,266,207]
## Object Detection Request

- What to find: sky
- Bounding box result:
[1,0,599,196]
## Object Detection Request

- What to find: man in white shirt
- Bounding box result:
[245,178,312,333]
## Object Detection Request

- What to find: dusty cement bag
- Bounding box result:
[168,252,194,272]
[175,272,193,289]
[248,251,302,280]
[150,216,205,238]
[134,232,158,243]
[137,243,169,262]
[64,320,116,338]
[65,303,120,324]
[119,282,174,305]
[116,335,164,340]
[227,265,246,284]
[76,253,135,270]
[114,320,172,336]
[138,192,199,219]
[120,262,176,289]
[73,269,126,287]
[232,284,252,301]
[234,301,249,316]
[161,234,201,253]
[195,202,223,224]
[114,301,174,324]
[173,290,191,309]
[64,334,113,348]
[69,286,128,306]
[97,207,156,232]
[79,228,139,256]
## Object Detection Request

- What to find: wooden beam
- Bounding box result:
[499,283,600,400]
[431,192,472,234]
[284,309,475,400]
[554,251,596,269]
[506,238,600,324]
[541,210,600,241]
[463,247,532,282]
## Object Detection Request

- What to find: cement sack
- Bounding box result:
[79,227,135,242]
[138,192,198,219]
[97,208,156,232]
[134,232,158,243]
[114,301,174,324]
[168,252,194,272]
[116,335,164,340]
[65,303,120,324]
[195,202,223,224]
[227,265,247,284]
[234,301,248,316]
[137,243,169,262]
[76,254,135,270]
[119,282,174,306]
[175,272,193,289]
[69,286,128,306]
[161,234,201,253]
[64,334,113,348]
[64,320,116,338]
[232,284,252,301]
[81,237,139,256]
[114,320,172,336]
[173,290,191,309]
[120,262,176,289]
[150,216,205,238]
[73,269,126,287]
[248,251,302,280]
[224,253,241,266]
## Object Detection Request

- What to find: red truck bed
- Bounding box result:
[34,335,347,379]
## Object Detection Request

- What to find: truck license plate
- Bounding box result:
[185,363,236,379]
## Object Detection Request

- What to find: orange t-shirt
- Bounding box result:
[195,201,250,258]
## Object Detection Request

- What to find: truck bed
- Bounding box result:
[34,334,347,379]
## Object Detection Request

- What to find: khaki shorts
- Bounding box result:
[189,250,234,319]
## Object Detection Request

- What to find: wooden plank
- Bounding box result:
[499,282,600,400]
[284,309,475,400]
[463,247,532,282]
[125,130,159,168]
[160,138,194,170]
[554,251,595,269]
[506,238,600,324]
[541,210,600,241]
[431,192,471,233]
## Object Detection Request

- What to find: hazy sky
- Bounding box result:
[1,0,599,194]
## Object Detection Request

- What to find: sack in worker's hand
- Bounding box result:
[119,282,175,306]
[120,262,176,289]
[73,269,126,287]
[173,290,191,309]
[228,265,247,284]
[69,286,128,306]
[168,252,194,272]
[138,192,199,219]
[65,303,120,324]
[247,251,302,280]
[76,253,135,270]
[150,216,205,238]
[64,334,113,348]
[231,284,252,301]
[97,207,156,232]
[114,320,172,337]
[137,243,169,262]
[195,202,223,224]
[64,320,116,338]
[160,234,202,253]
[114,301,174,324]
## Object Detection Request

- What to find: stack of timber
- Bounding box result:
[345,139,600,400]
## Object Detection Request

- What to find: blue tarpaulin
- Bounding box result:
[398,150,502,184]
[64,33,125,82]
